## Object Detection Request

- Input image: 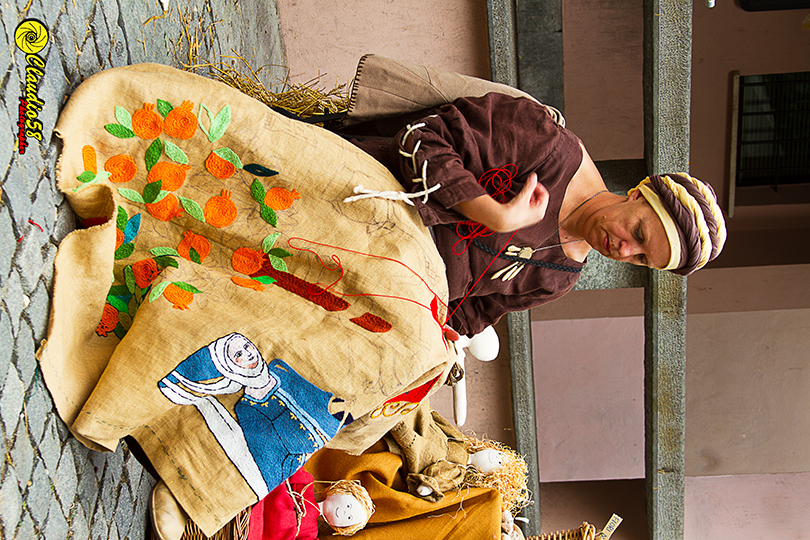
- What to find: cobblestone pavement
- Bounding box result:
[0,1,285,538]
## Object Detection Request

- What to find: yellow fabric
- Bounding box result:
[636,184,681,270]
[305,442,503,540]
[39,63,452,535]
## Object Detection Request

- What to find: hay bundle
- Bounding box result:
[461,435,532,515]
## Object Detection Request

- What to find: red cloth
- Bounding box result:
[248,469,319,540]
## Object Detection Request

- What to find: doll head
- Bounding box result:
[468,448,504,475]
[462,435,530,515]
[317,480,374,535]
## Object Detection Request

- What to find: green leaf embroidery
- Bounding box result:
[114,243,135,260]
[118,311,133,331]
[116,206,128,231]
[268,248,292,259]
[163,140,188,164]
[149,281,171,302]
[155,256,180,269]
[105,124,135,138]
[173,281,202,294]
[198,104,211,139]
[95,170,111,183]
[208,105,231,142]
[118,188,145,204]
[268,256,288,272]
[157,99,174,118]
[244,163,279,177]
[178,197,205,222]
[253,276,276,285]
[250,178,266,203]
[189,247,201,265]
[213,147,243,169]
[142,180,163,204]
[77,171,96,184]
[262,233,281,253]
[114,106,133,129]
[124,265,136,293]
[109,284,130,296]
[150,247,181,257]
[107,295,129,312]
[145,139,163,171]
[259,204,277,227]
[113,324,127,339]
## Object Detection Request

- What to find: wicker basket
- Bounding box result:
[151,508,251,540]
[526,521,597,540]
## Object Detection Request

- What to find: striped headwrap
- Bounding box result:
[628,173,727,276]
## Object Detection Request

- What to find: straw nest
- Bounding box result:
[163,3,349,121]
[461,434,532,515]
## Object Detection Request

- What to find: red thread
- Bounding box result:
[451,164,517,255]
[287,237,447,317]
[444,229,517,326]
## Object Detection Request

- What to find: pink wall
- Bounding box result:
[685,473,810,539]
[276,0,491,85]
[690,3,810,267]
[563,0,644,161]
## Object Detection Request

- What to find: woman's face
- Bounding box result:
[582,191,671,269]
[226,336,260,369]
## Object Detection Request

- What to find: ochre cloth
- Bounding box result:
[305,442,503,540]
[38,63,453,535]
[353,93,585,336]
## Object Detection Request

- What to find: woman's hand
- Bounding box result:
[451,172,549,233]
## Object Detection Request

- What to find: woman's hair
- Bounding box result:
[319,480,375,535]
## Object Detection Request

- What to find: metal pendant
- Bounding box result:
[490,245,536,281]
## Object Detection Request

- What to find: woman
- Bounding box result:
[350,92,727,336]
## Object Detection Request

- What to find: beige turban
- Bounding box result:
[628,173,727,276]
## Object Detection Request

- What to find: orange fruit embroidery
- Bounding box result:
[146,193,184,222]
[204,189,237,228]
[82,145,97,173]
[177,231,211,263]
[104,154,137,183]
[231,276,264,291]
[205,152,236,180]
[263,187,301,210]
[96,303,119,337]
[232,247,264,275]
[147,162,191,191]
[163,283,194,310]
[164,101,197,139]
[132,103,163,139]
[132,258,160,289]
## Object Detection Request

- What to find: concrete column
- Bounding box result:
[643,1,692,538]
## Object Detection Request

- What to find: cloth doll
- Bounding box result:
[247,471,374,539]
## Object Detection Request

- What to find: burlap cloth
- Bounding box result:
[37,63,455,535]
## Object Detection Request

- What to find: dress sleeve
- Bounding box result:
[388,93,562,227]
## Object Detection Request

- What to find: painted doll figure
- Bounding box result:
[158,332,345,498]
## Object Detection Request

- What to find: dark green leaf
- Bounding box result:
[268,248,292,258]
[173,281,202,294]
[142,180,162,204]
[105,124,135,138]
[77,171,96,183]
[157,99,174,117]
[189,247,201,264]
[260,204,277,227]
[250,178,266,203]
[114,243,135,260]
[244,163,279,177]
[145,139,163,171]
